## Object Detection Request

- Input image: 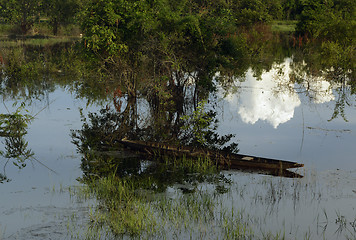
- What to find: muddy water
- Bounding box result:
[0,58,355,239]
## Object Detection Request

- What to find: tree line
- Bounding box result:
[0,0,354,98]
[0,0,83,35]
[0,0,354,38]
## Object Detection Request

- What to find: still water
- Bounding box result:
[0,89,103,239]
[217,58,356,171]
[0,57,355,239]
[215,58,356,239]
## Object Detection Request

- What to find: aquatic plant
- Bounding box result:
[74,169,256,239]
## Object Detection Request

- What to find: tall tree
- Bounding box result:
[1,0,42,34]
[79,0,248,102]
[43,0,79,35]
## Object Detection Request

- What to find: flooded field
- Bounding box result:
[0,40,355,239]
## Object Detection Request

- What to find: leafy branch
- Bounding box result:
[180,100,238,153]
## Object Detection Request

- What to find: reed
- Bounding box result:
[69,178,284,239]
[167,155,216,174]
[68,158,356,239]
[69,155,258,239]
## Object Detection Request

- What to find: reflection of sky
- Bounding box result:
[302,75,335,104]
[216,58,356,172]
[222,58,336,128]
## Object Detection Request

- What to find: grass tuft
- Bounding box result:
[271,20,297,32]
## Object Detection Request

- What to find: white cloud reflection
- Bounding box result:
[301,75,335,104]
[221,58,336,128]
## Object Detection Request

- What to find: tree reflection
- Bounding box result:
[328,83,351,122]
[71,31,355,187]
[0,32,353,185]
[292,42,354,122]
[72,81,239,193]
[222,50,354,128]
[0,105,34,183]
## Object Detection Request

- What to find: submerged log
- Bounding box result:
[118,139,304,171]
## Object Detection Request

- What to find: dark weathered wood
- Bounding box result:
[118,139,304,170]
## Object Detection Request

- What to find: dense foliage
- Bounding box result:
[0,0,354,107]
[296,0,355,42]
[0,0,81,34]
[79,0,249,95]
[1,0,354,48]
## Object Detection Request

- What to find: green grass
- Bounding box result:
[67,154,257,239]
[0,36,80,47]
[0,22,81,47]
[0,24,13,35]
[73,175,255,239]
[67,162,356,240]
[271,20,297,32]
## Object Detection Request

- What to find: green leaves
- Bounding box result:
[180,101,213,146]
[42,0,80,35]
[180,101,238,153]
[79,0,249,61]
[296,0,356,42]
[0,0,41,34]
[78,0,251,104]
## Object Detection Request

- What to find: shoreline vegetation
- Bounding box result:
[0,20,298,37]
[0,20,298,45]
[0,20,301,41]
[0,22,81,46]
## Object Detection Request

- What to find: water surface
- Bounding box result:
[0,54,355,239]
